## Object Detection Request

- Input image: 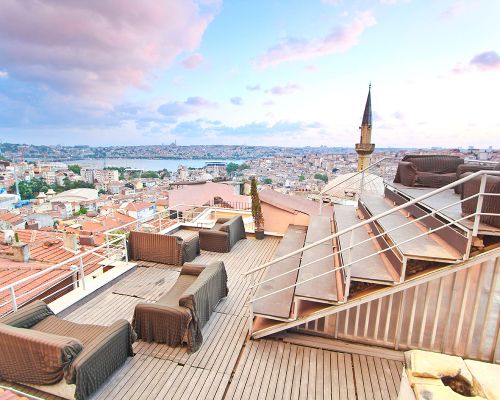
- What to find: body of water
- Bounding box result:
[68,158,245,171]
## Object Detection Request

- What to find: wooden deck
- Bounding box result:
[2,234,403,400]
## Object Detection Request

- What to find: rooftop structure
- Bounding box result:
[356,84,375,172]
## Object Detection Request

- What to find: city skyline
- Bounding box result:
[0,0,499,148]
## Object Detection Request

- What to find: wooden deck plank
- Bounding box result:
[0,232,402,400]
[334,204,395,283]
[253,225,307,319]
[361,194,460,260]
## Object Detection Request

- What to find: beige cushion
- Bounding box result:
[413,384,484,400]
[408,350,473,385]
[465,360,500,400]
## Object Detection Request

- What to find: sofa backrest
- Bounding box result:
[0,300,54,329]
[0,323,83,385]
[179,261,228,329]
[402,155,464,174]
[128,231,183,265]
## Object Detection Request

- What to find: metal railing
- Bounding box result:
[319,157,396,214]
[246,170,499,312]
[0,202,253,316]
[0,234,127,316]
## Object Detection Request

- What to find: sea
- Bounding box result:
[67,158,245,171]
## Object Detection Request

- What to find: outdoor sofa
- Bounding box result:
[199,216,246,253]
[454,161,500,194]
[394,155,464,188]
[461,170,500,228]
[0,300,136,400]
[128,230,200,266]
[132,261,228,352]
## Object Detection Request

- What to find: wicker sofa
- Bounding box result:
[132,261,228,353]
[394,155,464,188]
[199,216,246,253]
[461,172,500,228]
[454,162,500,194]
[128,231,200,266]
[0,301,136,400]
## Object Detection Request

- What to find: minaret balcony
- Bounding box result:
[355,143,375,154]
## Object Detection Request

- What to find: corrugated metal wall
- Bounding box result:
[296,256,500,363]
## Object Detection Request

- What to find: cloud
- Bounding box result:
[181,53,204,69]
[269,83,301,95]
[304,65,319,72]
[246,84,261,91]
[441,1,467,19]
[256,11,376,68]
[0,1,219,102]
[230,97,243,105]
[452,51,500,74]
[158,96,217,116]
[0,70,7,78]
[470,51,500,71]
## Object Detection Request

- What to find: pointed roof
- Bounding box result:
[361,84,372,126]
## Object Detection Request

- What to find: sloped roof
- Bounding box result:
[259,189,333,217]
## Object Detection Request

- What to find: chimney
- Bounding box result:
[12,242,30,262]
[63,233,80,252]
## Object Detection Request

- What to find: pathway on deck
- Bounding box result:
[3,234,403,400]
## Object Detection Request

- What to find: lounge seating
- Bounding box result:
[461,172,500,228]
[199,216,246,253]
[394,155,464,188]
[0,301,136,400]
[454,162,500,193]
[128,231,200,266]
[132,261,228,352]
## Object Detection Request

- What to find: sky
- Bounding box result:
[0,0,499,148]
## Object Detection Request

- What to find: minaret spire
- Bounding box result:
[355,84,375,172]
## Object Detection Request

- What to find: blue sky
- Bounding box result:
[0,0,499,148]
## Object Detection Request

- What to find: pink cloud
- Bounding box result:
[441,1,467,19]
[182,53,204,69]
[0,1,219,102]
[256,11,376,68]
[452,51,500,74]
[268,83,301,95]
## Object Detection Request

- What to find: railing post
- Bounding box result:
[10,287,17,312]
[79,257,86,290]
[123,235,128,263]
[472,173,487,237]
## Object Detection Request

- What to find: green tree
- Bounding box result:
[68,164,81,175]
[226,162,239,175]
[251,177,264,231]
[298,175,305,181]
[11,178,48,200]
[142,171,160,179]
[314,173,328,183]
[75,206,87,215]
[263,178,272,185]
[239,163,250,170]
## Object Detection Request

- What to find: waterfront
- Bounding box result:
[67,158,245,171]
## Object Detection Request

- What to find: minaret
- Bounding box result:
[355,84,375,171]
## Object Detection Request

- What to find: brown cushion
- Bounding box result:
[0,300,54,329]
[156,274,197,307]
[180,264,206,276]
[32,316,108,347]
[0,323,83,385]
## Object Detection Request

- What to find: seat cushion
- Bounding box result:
[156,274,197,307]
[32,316,108,347]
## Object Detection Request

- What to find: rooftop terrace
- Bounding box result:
[1,234,403,400]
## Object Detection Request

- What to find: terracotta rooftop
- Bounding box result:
[259,188,333,217]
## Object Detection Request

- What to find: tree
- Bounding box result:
[263,178,272,185]
[226,162,239,175]
[251,177,264,232]
[298,175,305,181]
[68,164,81,175]
[314,173,328,183]
[75,206,87,215]
[141,171,160,179]
[11,178,48,200]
